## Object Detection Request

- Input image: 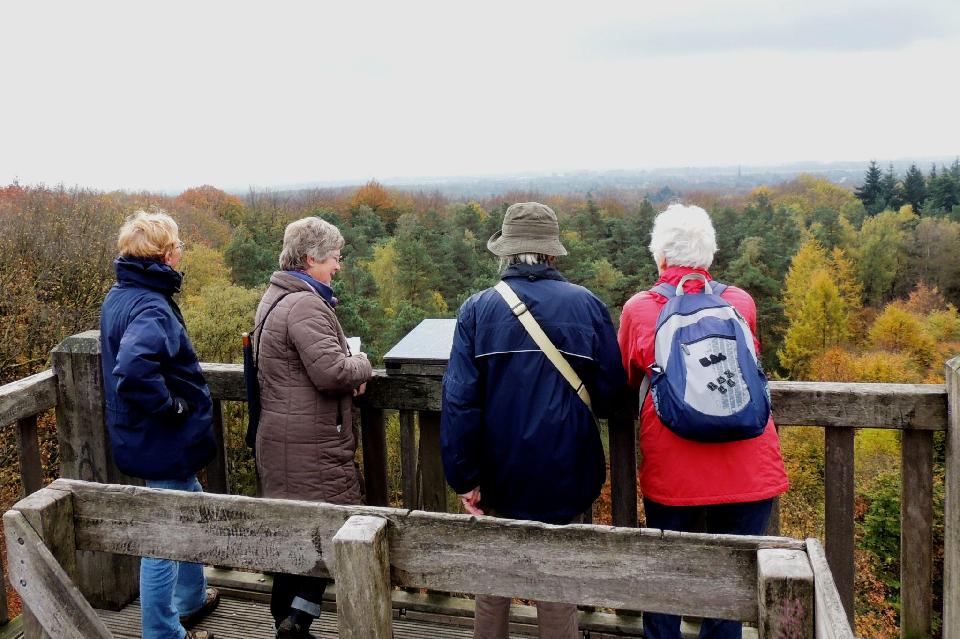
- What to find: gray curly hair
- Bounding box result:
[278,217,344,271]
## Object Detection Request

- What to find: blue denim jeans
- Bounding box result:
[642,498,774,639]
[141,477,208,639]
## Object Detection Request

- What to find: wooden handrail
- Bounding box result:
[5,480,848,638]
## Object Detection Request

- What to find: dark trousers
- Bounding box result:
[270,573,329,627]
[642,497,774,639]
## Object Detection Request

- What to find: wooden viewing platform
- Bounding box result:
[0,330,957,638]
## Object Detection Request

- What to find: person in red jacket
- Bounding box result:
[617,203,789,639]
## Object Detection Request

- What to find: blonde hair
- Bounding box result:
[279,217,344,271]
[117,209,180,259]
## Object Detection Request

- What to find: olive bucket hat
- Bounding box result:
[486,202,568,257]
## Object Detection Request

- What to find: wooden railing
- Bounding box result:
[5,479,853,638]
[0,330,957,638]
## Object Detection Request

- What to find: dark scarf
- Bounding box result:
[285,270,338,307]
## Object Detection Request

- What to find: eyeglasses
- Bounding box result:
[329,254,345,264]
[175,240,186,251]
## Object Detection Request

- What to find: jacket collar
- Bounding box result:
[268,271,337,308]
[284,270,338,307]
[653,265,713,295]
[114,256,183,295]
[501,262,567,282]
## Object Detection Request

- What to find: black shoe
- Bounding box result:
[276,616,318,639]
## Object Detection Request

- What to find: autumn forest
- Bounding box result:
[1,159,959,636]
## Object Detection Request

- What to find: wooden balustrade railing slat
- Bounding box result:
[900,429,934,639]
[399,410,419,509]
[823,427,855,626]
[360,407,389,507]
[205,400,230,495]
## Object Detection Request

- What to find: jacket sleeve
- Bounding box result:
[440,300,484,495]
[112,304,179,415]
[287,296,373,393]
[617,292,657,390]
[588,300,627,419]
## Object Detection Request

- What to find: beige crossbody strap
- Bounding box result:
[494,280,593,409]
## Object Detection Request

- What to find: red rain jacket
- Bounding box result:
[618,265,789,506]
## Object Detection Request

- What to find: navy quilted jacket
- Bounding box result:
[441,264,626,523]
[100,257,216,480]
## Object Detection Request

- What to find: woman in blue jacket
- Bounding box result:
[100,209,219,639]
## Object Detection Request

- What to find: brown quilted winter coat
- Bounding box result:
[254,272,373,504]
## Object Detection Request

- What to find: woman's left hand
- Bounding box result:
[352,382,367,397]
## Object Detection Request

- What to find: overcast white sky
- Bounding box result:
[1,0,958,192]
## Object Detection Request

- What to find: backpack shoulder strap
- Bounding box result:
[493,280,593,410]
[253,292,295,366]
[710,281,729,296]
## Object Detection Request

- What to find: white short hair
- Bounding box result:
[279,217,344,271]
[648,204,717,269]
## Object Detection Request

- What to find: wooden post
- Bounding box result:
[944,356,960,639]
[608,413,638,528]
[204,399,229,494]
[756,548,814,639]
[900,429,933,639]
[399,410,419,509]
[16,414,44,497]
[823,426,854,625]
[5,487,111,639]
[418,410,447,512]
[332,515,393,639]
[50,331,140,610]
[361,407,389,507]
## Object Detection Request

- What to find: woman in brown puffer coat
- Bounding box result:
[254,216,373,639]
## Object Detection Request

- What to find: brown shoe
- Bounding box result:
[186,631,214,639]
[180,587,220,629]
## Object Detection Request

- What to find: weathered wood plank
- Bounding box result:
[205,399,230,495]
[823,426,854,626]
[944,356,960,639]
[756,549,813,639]
[400,410,419,509]
[900,429,933,639]
[0,369,57,427]
[608,413,638,528]
[56,479,805,622]
[770,381,946,430]
[199,366,949,430]
[16,414,44,498]
[418,411,446,513]
[805,538,855,639]
[15,488,77,639]
[333,516,393,639]
[4,492,111,639]
[361,407,389,507]
[51,331,140,610]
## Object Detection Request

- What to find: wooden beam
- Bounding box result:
[900,429,933,639]
[0,369,56,426]
[805,539,855,639]
[199,365,949,430]
[417,411,446,513]
[16,414,44,497]
[770,381,945,430]
[944,356,960,639]
[756,548,813,639]
[823,427,854,626]
[399,410,419,509]
[204,399,230,494]
[4,488,111,639]
[56,479,805,622]
[333,516,393,639]
[51,331,140,610]
[608,413,638,528]
[360,407,389,507]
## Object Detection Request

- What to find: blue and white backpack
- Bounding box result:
[640,273,770,443]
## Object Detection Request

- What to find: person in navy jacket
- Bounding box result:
[441,202,626,639]
[100,209,219,639]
